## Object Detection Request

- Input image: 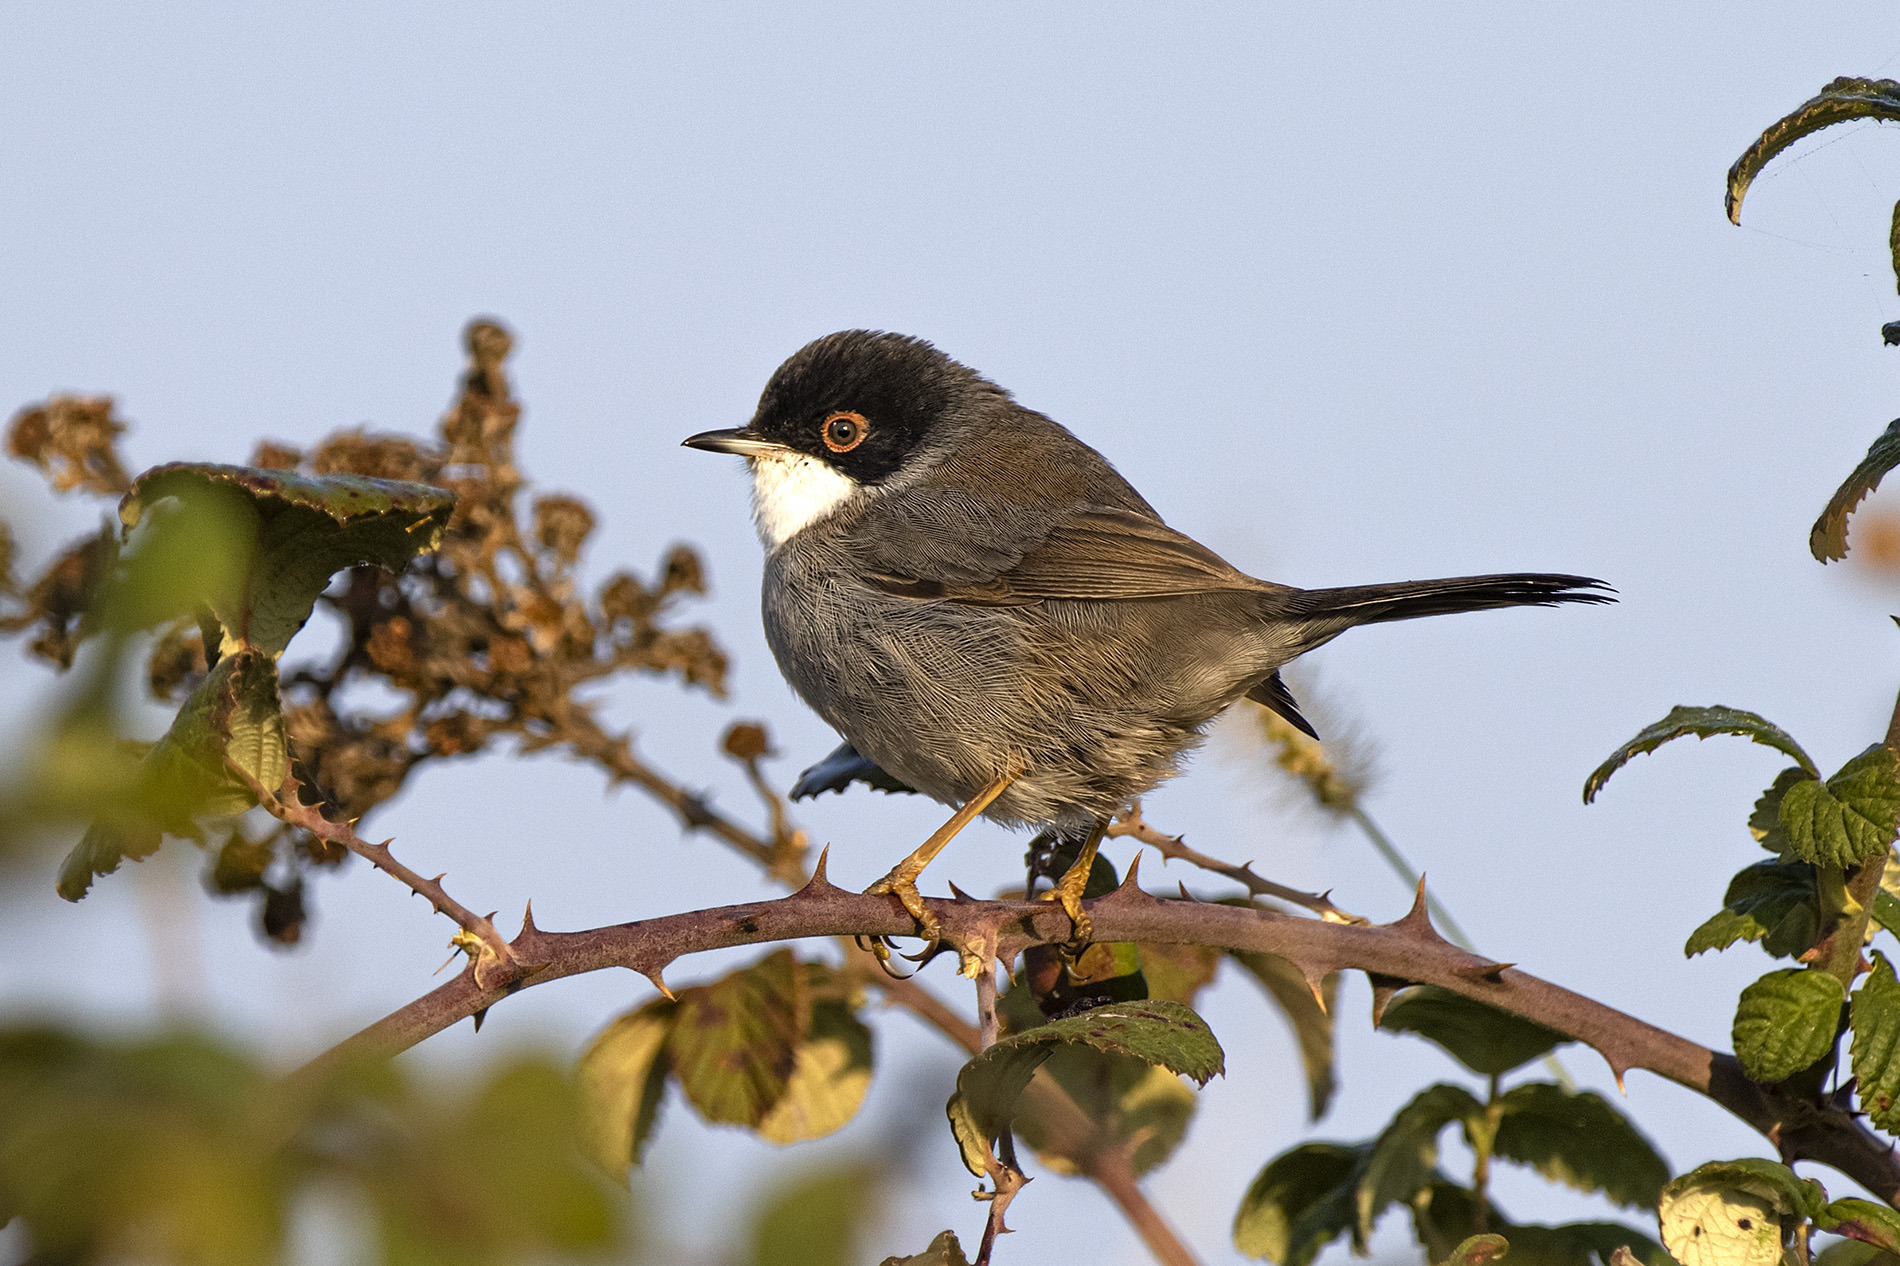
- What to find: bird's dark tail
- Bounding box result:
[1243,574,1612,739]
[1286,572,1614,627]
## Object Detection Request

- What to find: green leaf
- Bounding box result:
[878,1230,971,1266]
[756,985,874,1145]
[1852,951,1900,1132]
[1813,419,1900,563]
[946,999,1223,1179]
[1685,862,1819,960]
[1444,1234,1512,1266]
[1750,768,1811,854]
[121,462,455,657]
[668,950,801,1127]
[1728,78,1900,224]
[1232,1142,1366,1266]
[1584,706,1816,803]
[1358,1084,1484,1244]
[1139,941,1221,1006]
[1379,986,1570,1075]
[1230,950,1338,1119]
[1820,1197,1900,1255]
[1660,1159,1825,1266]
[1411,1183,1669,1266]
[743,1160,884,1266]
[1732,968,1845,1083]
[1492,1082,1669,1209]
[58,649,287,901]
[576,999,675,1176]
[1781,747,1900,869]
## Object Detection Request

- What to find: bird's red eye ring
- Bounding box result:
[822,411,868,453]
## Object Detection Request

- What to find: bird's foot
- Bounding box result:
[1036,817,1108,952]
[864,867,944,947]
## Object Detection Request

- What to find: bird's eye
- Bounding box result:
[822,411,868,453]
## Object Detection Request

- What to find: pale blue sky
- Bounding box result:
[6,5,1900,1263]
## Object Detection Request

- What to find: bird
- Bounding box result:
[684,330,1610,950]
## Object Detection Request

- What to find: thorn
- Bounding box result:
[471,1006,490,1032]
[1392,879,1444,941]
[1303,967,1329,1013]
[947,880,976,901]
[643,968,676,1001]
[430,873,446,885]
[1117,852,1143,891]
[1451,959,1514,983]
[520,901,538,935]
[1177,882,1203,902]
[809,845,831,887]
[1368,974,1409,1027]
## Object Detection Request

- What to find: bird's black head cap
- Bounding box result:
[749,331,996,484]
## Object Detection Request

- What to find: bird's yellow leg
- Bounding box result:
[1038,816,1110,949]
[865,757,1024,946]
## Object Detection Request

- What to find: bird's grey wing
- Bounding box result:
[864,505,1274,604]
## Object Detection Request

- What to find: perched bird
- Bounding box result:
[684,331,1610,945]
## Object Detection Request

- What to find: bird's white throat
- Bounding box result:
[749,450,860,548]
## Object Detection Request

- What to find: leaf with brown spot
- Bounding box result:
[667,949,802,1128]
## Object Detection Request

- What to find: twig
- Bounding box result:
[295,877,1900,1205]
[246,768,522,986]
[1108,802,1366,925]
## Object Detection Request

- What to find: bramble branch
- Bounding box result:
[301,863,1900,1205]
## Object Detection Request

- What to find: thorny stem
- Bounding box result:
[1108,802,1365,924]
[247,767,520,982]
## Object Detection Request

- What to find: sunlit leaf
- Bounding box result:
[756,991,874,1145]
[1380,986,1570,1076]
[668,949,802,1128]
[121,462,455,656]
[1727,78,1900,224]
[1781,746,1900,870]
[1584,706,1816,803]
[1812,419,1900,562]
[1445,1234,1512,1266]
[576,999,676,1176]
[1659,1159,1824,1266]
[1852,951,1900,1132]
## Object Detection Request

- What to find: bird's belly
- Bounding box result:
[762,551,1266,828]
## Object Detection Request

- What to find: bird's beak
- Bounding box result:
[681,428,789,458]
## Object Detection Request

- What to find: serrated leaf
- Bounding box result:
[1685,862,1819,960]
[946,999,1222,1178]
[1584,706,1816,803]
[668,949,801,1127]
[1492,1082,1669,1209]
[1230,950,1337,1119]
[1729,78,1900,223]
[756,993,874,1145]
[1379,986,1570,1076]
[1852,950,1900,1132]
[121,463,454,656]
[1820,1197,1900,1255]
[576,999,675,1176]
[1358,1083,1484,1244]
[1813,419,1900,562]
[1732,968,1845,1083]
[1750,768,1811,853]
[878,1230,971,1266]
[1781,747,1900,869]
[1233,1142,1366,1266]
